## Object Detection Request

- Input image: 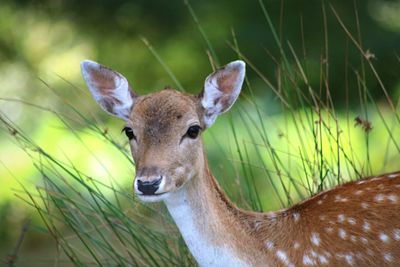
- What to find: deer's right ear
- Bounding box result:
[80,60,137,120]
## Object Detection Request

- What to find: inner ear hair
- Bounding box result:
[81,60,137,120]
[200,60,246,127]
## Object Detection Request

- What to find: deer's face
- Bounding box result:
[81,60,245,202]
[127,90,204,201]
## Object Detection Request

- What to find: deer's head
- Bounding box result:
[81,60,245,202]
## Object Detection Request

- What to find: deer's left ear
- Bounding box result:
[200,60,245,128]
[81,60,137,120]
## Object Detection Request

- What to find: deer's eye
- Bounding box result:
[185,125,201,139]
[122,127,136,141]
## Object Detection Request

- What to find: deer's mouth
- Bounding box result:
[137,191,166,196]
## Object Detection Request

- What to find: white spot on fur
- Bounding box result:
[350,235,357,242]
[345,255,353,265]
[375,194,385,202]
[310,250,317,257]
[384,252,393,262]
[265,240,274,250]
[347,218,356,225]
[337,214,345,223]
[336,253,354,265]
[293,213,300,222]
[354,190,363,195]
[388,173,399,179]
[254,220,263,230]
[310,232,320,246]
[388,194,398,203]
[325,227,334,234]
[338,228,347,239]
[334,195,348,202]
[360,237,368,244]
[379,232,390,243]
[303,254,316,265]
[276,250,293,267]
[393,229,400,240]
[318,255,328,264]
[317,200,323,205]
[294,242,300,249]
[319,215,326,221]
[363,221,370,232]
[322,251,331,258]
[357,180,367,184]
[361,202,369,209]
[370,177,381,182]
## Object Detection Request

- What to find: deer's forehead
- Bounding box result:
[131,90,200,132]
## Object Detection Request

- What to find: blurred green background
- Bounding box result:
[1,0,400,265]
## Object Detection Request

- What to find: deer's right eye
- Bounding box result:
[122,127,136,141]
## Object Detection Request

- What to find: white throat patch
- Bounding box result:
[164,189,248,267]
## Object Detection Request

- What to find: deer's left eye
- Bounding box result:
[122,127,136,141]
[185,125,201,139]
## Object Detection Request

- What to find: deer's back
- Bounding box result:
[251,172,400,266]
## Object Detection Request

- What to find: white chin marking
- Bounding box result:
[136,192,171,202]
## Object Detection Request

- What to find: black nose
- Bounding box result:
[137,177,162,195]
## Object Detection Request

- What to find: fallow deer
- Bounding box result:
[81,59,400,266]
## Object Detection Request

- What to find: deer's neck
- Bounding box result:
[164,158,277,267]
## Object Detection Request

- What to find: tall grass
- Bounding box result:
[1,1,400,266]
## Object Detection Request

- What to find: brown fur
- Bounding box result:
[128,89,400,266]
